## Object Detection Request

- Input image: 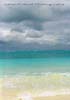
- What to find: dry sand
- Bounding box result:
[34,95,70,100]
[1,94,70,100]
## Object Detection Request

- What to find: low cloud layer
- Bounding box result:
[0,0,70,50]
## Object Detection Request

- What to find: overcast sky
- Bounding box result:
[0,0,70,51]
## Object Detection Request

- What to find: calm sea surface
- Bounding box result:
[0,50,70,76]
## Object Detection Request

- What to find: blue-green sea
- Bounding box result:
[0,50,70,76]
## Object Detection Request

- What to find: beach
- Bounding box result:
[1,73,70,100]
[34,95,70,100]
[0,51,70,100]
[0,0,70,97]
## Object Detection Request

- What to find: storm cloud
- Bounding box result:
[0,0,70,50]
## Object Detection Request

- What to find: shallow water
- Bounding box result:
[0,57,70,76]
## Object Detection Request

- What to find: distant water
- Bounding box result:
[0,50,70,76]
[0,50,70,58]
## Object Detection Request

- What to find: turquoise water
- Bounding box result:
[0,50,70,76]
[0,50,70,58]
[0,57,70,76]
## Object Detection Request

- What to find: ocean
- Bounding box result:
[0,50,70,99]
[0,50,70,76]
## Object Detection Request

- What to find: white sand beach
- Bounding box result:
[1,73,70,100]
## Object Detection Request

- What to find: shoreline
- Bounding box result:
[1,72,70,77]
[1,72,70,100]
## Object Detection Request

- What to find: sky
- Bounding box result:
[0,0,70,51]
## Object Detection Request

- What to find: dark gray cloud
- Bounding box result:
[0,0,70,50]
[0,5,49,23]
